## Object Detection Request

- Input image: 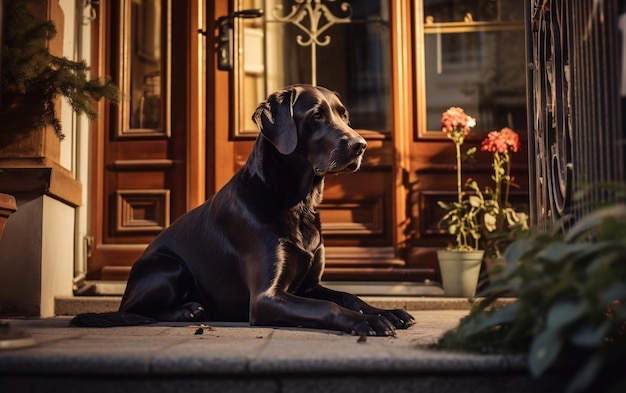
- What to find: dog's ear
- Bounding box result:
[253,88,298,155]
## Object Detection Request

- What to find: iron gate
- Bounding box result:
[526,0,625,225]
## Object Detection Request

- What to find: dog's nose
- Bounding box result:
[350,138,367,155]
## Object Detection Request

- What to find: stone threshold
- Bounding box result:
[57,280,515,317]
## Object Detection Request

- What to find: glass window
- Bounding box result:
[115,0,170,138]
[418,0,526,136]
[233,0,391,137]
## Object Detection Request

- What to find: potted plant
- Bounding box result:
[436,107,484,297]
[0,0,118,144]
[435,194,626,393]
[477,127,529,277]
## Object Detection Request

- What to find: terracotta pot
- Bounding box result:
[0,193,17,240]
[437,250,484,297]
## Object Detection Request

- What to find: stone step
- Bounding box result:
[0,312,559,393]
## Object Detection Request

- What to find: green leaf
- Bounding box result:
[503,235,537,264]
[564,204,626,242]
[535,242,590,263]
[529,328,563,377]
[470,303,520,332]
[437,201,451,210]
[483,212,497,231]
[468,195,482,207]
[466,180,479,192]
[570,322,609,348]
[546,301,586,331]
[566,353,604,393]
[602,283,626,303]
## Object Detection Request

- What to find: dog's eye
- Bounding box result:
[312,111,324,120]
[336,108,349,123]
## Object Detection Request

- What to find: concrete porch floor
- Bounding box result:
[0,297,562,393]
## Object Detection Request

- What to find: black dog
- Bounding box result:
[71,84,415,336]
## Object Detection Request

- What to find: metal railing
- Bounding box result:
[526,0,625,226]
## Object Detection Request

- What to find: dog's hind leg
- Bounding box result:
[119,252,208,322]
[70,254,206,327]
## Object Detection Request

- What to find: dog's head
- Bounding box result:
[252,84,367,176]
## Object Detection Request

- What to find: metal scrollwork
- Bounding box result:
[528,0,624,225]
[529,0,573,224]
[271,0,352,85]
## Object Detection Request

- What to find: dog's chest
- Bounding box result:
[286,206,321,253]
[277,208,322,293]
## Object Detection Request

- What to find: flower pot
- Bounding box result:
[0,193,17,240]
[437,250,484,297]
[484,256,506,283]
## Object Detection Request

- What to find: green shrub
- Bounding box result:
[435,200,626,393]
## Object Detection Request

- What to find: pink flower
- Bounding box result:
[481,127,521,154]
[441,107,476,136]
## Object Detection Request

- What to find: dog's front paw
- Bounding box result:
[378,309,415,329]
[351,315,396,337]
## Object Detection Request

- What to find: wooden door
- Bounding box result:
[208,0,530,284]
[86,0,203,281]
[209,0,418,282]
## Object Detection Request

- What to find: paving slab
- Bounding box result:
[0,311,562,393]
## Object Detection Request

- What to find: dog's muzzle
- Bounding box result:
[314,136,367,176]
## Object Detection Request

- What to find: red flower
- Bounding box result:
[481,127,521,154]
[441,107,476,136]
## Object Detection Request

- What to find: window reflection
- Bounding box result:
[117,0,168,138]
[325,1,391,131]
[130,0,162,130]
[421,0,526,134]
[233,0,391,137]
[424,0,523,23]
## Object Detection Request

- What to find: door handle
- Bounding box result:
[217,9,264,71]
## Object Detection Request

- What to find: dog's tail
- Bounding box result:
[69,312,156,327]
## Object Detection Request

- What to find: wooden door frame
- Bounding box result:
[206,1,234,195]
[390,0,413,261]
[186,0,206,208]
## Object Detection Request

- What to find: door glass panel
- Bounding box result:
[233,0,391,137]
[417,0,526,136]
[116,0,170,138]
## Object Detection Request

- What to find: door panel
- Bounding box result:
[223,0,410,280]
[87,0,200,281]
